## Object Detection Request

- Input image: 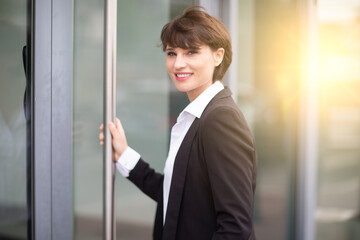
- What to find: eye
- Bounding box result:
[188,50,198,55]
[167,51,176,56]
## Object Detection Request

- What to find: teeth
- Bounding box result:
[176,73,191,78]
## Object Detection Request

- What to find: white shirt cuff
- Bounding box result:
[115,146,140,177]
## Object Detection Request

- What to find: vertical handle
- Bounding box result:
[104,0,117,239]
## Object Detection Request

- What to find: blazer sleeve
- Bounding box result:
[201,106,256,240]
[127,159,164,202]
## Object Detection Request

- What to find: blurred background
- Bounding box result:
[0,0,359,239]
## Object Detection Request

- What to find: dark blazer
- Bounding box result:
[128,87,257,240]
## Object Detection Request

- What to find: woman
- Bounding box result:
[99,6,257,240]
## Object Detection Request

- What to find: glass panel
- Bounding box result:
[114,0,170,238]
[234,1,299,239]
[115,1,196,238]
[73,1,193,239]
[73,0,104,239]
[0,0,28,239]
[316,1,360,239]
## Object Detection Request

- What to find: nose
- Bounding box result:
[174,54,186,69]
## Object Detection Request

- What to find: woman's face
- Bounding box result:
[165,45,224,102]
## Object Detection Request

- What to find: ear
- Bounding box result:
[213,48,225,67]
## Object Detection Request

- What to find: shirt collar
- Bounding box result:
[181,81,224,119]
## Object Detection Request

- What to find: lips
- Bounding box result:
[174,72,193,81]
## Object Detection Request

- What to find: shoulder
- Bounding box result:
[198,88,254,148]
[200,88,248,130]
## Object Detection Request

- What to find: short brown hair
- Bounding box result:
[160,6,232,82]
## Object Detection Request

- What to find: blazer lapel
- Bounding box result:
[162,118,200,239]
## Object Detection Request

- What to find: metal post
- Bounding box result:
[103,0,117,239]
[296,0,319,240]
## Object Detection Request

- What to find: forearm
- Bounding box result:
[115,147,163,202]
[128,159,163,202]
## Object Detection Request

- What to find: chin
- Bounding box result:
[172,82,189,93]
[174,86,189,93]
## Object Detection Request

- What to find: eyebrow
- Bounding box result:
[166,47,175,51]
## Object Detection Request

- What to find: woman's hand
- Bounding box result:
[99,118,128,162]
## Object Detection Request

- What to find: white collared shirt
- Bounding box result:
[115,81,224,224]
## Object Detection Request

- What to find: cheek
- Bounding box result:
[197,59,216,75]
[196,55,215,70]
[165,58,173,73]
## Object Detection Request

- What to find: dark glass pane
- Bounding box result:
[0,1,28,239]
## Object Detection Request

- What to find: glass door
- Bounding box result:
[73,1,194,239]
[0,0,29,239]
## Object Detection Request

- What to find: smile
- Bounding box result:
[175,72,193,81]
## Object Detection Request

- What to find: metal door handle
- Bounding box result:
[103,0,117,239]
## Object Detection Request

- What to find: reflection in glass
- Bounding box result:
[0,0,28,239]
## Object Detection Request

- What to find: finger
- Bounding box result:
[99,132,104,141]
[116,118,121,129]
[100,141,104,146]
[108,122,120,139]
[99,124,104,130]
[108,122,116,133]
[108,121,115,130]
[115,118,125,135]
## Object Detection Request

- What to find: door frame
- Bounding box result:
[31,0,73,239]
